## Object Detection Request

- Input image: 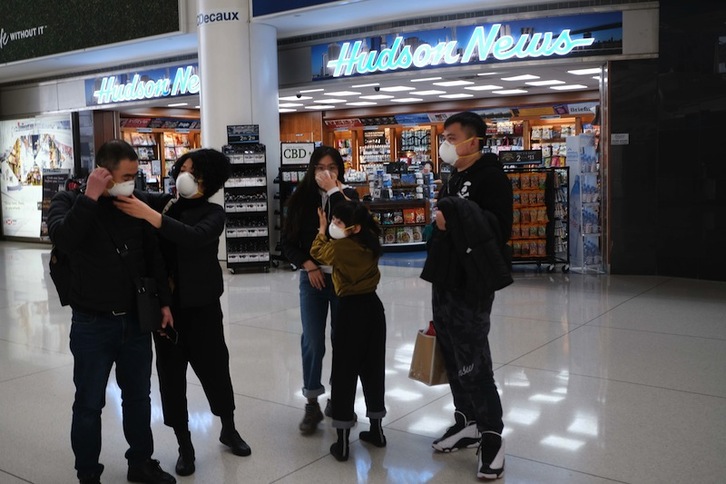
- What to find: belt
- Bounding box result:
[73,306,132,317]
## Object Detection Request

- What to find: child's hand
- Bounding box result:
[317,207,327,234]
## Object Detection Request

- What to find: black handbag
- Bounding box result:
[133,276,162,333]
[49,246,71,306]
[101,222,162,333]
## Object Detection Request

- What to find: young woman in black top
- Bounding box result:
[114,149,250,476]
[281,146,359,435]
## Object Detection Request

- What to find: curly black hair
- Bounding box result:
[170,148,231,198]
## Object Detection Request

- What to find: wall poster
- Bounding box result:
[0,115,74,238]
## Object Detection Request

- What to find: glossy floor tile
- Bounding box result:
[1,241,725,483]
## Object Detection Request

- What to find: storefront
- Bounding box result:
[0,61,202,241]
[275,5,659,271]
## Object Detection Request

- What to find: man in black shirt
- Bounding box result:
[48,140,175,484]
[423,112,512,480]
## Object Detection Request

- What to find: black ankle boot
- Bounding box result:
[174,427,195,476]
[330,428,350,461]
[360,418,387,447]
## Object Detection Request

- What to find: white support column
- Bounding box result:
[196,0,280,258]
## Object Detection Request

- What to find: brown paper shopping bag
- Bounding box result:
[408,329,448,386]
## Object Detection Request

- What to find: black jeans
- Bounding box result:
[432,285,503,433]
[330,292,387,429]
[153,300,235,428]
[69,308,153,478]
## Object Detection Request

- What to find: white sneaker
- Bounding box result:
[432,411,481,452]
[477,431,505,480]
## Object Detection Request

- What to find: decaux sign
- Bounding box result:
[312,12,623,80]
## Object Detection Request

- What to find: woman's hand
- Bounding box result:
[317,207,328,235]
[302,260,325,290]
[114,195,162,228]
[315,170,338,192]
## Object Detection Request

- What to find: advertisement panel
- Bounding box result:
[0,0,181,64]
[0,115,74,238]
[311,12,623,81]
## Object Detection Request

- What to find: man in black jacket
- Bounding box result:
[48,140,175,484]
[422,112,512,480]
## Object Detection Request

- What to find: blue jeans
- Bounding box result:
[299,271,338,398]
[69,309,153,478]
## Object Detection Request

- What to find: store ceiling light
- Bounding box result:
[501,74,539,81]
[299,88,324,93]
[379,86,416,92]
[526,80,566,86]
[390,98,423,102]
[568,67,601,75]
[410,76,442,82]
[550,84,589,90]
[314,98,347,103]
[433,80,474,87]
[280,95,312,101]
[412,90,447,95]
[194,105,200,109]
[593,76,601,80]
[279,102,304,107]
[477,72,500,76]
[440,93,474,99]
[279,108,297,113]
[168,102,188,107]
[464,85,503,91]
[304,105,335,109]
[492,89,529,95]
[360,94,394,100]
[325,90,362,96]
[351,82,379,88]
[347,101,378,106]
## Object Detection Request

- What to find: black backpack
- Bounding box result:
[49,246,71,306]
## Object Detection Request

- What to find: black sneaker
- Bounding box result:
[432,411,480,452]
[127,458,176,484]
[477,431,505,480]
[299,402,324,435]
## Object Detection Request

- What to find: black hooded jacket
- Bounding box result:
[48,190,171,312]
[421,153,513,302]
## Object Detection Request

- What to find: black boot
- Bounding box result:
[330,428,350,462]
[174,427,195,476]
[360,418,387,447]
[220,413,251,457]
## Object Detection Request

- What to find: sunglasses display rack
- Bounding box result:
[223,142,270,273]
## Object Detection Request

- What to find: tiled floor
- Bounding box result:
[1,240,725,483]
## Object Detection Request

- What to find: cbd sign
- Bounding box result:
[281,142,315,165]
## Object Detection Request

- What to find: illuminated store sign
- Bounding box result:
[328,24,594,77]
[85,65,200,106]
[310,12,623,81]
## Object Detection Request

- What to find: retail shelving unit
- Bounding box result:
[222,138,270,273]
[566,133,603,273]
[272,162,309,269]
[504,166,569,272]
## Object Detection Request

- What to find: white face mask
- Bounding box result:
[107,180,135,197]
[176,172,200,199]
[328,222,350,240]
[438,140,460,166]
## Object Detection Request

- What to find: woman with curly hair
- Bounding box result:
[114,148,250,476]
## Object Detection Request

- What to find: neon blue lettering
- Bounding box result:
[520,32,545,58]
[413,43,432,68]
[492,34,516,60]
[394,45,413,69]
[462,25,499,63]
[375,37,402,72]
